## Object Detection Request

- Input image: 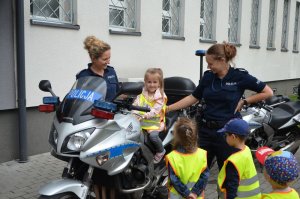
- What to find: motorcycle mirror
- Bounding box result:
[39,80,56,96]
[39,80,52,92]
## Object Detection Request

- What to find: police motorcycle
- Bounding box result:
[242,91,300,155]
[38,76,196,199]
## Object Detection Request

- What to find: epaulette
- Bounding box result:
[236,67,249,74]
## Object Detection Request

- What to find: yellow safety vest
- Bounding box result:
[166,148,207,199]
[261,189,299,199]
[138,94,167,130]
[218,146,261,199]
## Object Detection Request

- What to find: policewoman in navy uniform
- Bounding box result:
[167,42,273,170]
[76,35,119,102]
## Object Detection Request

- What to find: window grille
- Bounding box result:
[162,0,183,36]
[281,0,290,50]
[30,0,74,24]
[250,0,260,46]
[293,2,300,51]
[109,0,137,31]
[200,0,215,40]
[228,0,241,44]
[267,0,277,48]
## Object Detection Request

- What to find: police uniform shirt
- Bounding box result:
[192,67,266,121]
[76,63,119,102]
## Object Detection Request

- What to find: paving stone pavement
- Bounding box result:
[0,151,300,199]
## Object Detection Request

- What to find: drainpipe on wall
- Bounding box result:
[16,0,27,163]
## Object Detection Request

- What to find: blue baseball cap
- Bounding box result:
[217,118,250,136]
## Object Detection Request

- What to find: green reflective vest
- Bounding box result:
[218,146,261,199]
[138,94,166,130]
[166,148,207,199]
[262,188,299,199]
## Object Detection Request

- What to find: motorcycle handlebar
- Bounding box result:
[113,100,150,112]
[129,105,150,112]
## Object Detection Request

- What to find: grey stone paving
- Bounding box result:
[0,151,299,199]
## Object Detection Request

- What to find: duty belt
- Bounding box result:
[200,119,227,129]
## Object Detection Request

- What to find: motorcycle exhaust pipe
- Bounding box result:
[119,177,151,193]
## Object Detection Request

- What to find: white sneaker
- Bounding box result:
[153,149,166,164]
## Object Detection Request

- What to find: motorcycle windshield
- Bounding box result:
[57,76,107,125]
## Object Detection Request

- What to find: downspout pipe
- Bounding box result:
[16,0,27,163]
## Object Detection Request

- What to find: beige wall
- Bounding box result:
[24,0,300,106]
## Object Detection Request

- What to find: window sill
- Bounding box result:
[162,35,185,41]
[292,50,299,53]
[281,48,289,52]
[266,47,276,51]
[228,42,242,47]
[30,19,80,30]
[109,29,141,36]
[249,45,260,49]
[199,39,217,44]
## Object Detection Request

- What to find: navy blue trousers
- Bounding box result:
[198,126,238,170]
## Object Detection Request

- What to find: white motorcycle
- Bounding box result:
[38,76,196,199]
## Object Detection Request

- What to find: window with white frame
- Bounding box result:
[281,0,290,50]
[228,0,241,44]
[30,0,75,25]
[109,0,138,32]
[249,0,261,47]
[200,0,215,41]
[293,2,300,52]
[267,0,277,48]
[162,0,184,37]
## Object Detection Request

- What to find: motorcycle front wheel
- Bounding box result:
[38,193,80,199]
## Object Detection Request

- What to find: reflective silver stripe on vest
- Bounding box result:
[239,175,259,186]
[237,187,261,198]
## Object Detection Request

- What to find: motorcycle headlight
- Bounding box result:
[66,128,95,151]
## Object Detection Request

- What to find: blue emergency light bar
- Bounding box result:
[43,96,60,105]
[94,100,117,112]
[195,49,206,56]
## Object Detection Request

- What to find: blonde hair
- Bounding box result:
[84,36,111,60]
[144,68,165,96]
[173,118,198,153]
[206,41,237,63]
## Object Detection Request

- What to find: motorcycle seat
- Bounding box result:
[269,101,300,129]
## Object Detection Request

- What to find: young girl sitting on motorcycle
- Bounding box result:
[166,118,209,199]
[133,68,167,163]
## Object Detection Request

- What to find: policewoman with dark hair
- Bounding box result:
[76,35,119,102]
[167,42,273,170]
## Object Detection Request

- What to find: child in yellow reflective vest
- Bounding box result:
[166,118,209,199]
[133,68,167,163]
[217,118,261,199]
[255,147,300,199]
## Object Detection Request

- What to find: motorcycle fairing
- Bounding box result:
[80,114,142,175]
[56,76,107,125]
[39,179,89,199]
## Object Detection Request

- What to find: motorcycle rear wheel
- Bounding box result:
[38,193,79,199]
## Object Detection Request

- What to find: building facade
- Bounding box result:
[0,0,299,162]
